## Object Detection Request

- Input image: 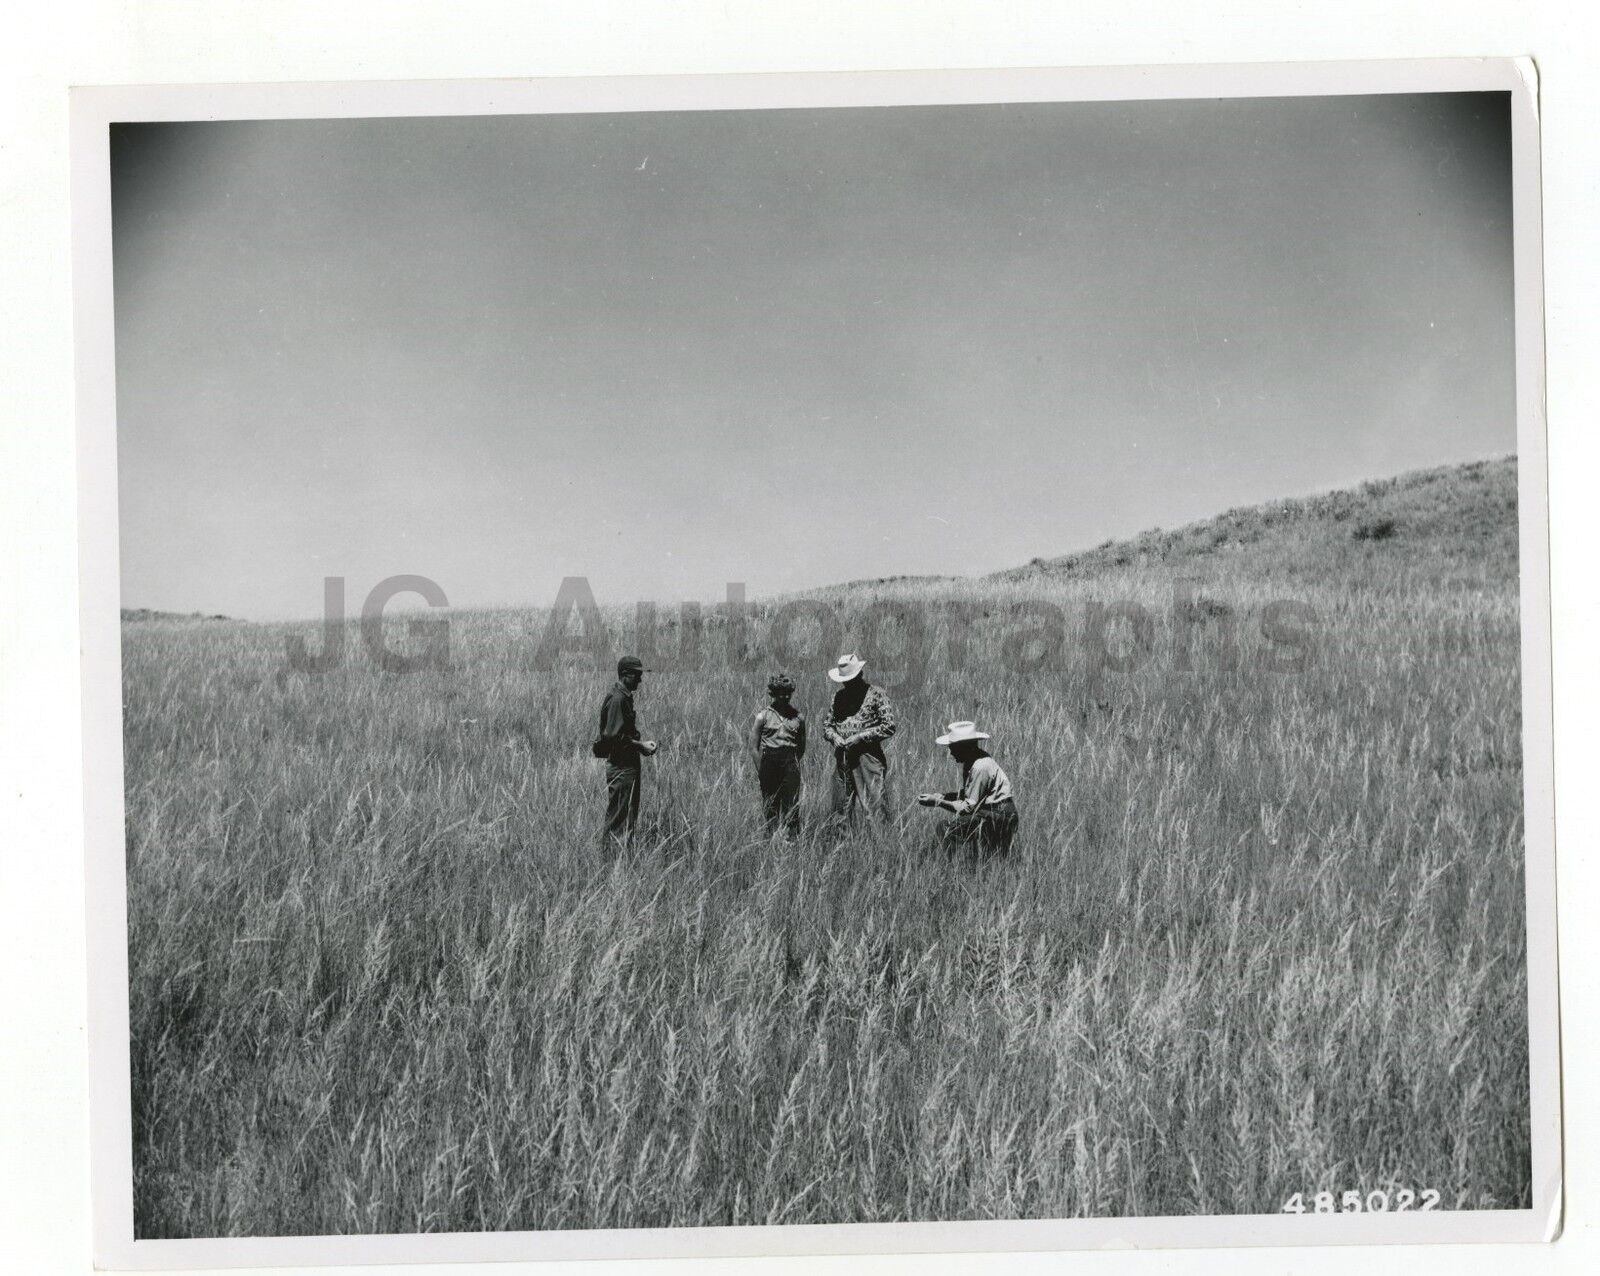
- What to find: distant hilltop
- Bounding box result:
[808,456,1516,599]
[986,454,1517,584]
[121,608,235,623]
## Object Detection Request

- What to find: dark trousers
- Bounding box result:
[942,797,1019,859]
[603,761,641,848]
[830,746,889,827]
[759,749,803,836]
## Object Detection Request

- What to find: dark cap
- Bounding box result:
[617,655,649,676]
[767,672,795,694]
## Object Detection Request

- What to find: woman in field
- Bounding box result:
[917,721,1019,858]
[821,653,897,827]
[751,673,806,836]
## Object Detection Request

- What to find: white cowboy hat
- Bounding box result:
[935,720,990,745]
[827,653,867,683]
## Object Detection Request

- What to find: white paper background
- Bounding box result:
[3,3,1597,1275]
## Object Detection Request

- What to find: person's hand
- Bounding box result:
[638,740,658,756]
[917,793,939,806]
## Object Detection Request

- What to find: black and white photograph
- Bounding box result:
[71,60,1556,1266]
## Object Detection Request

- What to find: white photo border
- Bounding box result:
[72,56,1557,1269]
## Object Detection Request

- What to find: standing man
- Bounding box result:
[821,653,897,828]
[594,655,658,849]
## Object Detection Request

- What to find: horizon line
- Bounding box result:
[122,451,1518,626]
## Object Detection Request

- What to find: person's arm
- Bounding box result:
[633,705,657,756]
[821,701,844,749]
[795,712,807,760]
[874,690,898,743]
[942,761,995,815]
[598,691,634,759]
[598,691,621,741]
[919,782,966,807]
[751,710,767,765]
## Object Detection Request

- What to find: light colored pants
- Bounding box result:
[830,746,889,827]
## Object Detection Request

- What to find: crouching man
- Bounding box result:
[916,721,1018,858]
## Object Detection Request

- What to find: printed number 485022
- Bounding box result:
[1282,1189,1440,1213]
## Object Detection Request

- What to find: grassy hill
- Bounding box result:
[120,456,1529,1236]
[989,455,1517,589]
[803,456,1516,608]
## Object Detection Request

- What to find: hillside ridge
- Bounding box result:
[982,454,1517,585]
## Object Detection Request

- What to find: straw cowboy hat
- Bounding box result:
[935,720,991,745]
[827,653,867,683]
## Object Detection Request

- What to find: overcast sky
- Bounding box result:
[112,93,1514,620]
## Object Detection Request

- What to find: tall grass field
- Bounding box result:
[122,457,1528,1236]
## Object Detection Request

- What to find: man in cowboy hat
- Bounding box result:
[821,653,897,828]
[594,655,658,849]
[917,721,1019,858]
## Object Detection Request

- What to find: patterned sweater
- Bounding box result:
[822,684,898,751]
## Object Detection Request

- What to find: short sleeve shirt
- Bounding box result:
[754,705,806,752]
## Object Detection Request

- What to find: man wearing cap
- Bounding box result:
[917,721,1019,858]
[822,653,897,828]
[594,656,658,849]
